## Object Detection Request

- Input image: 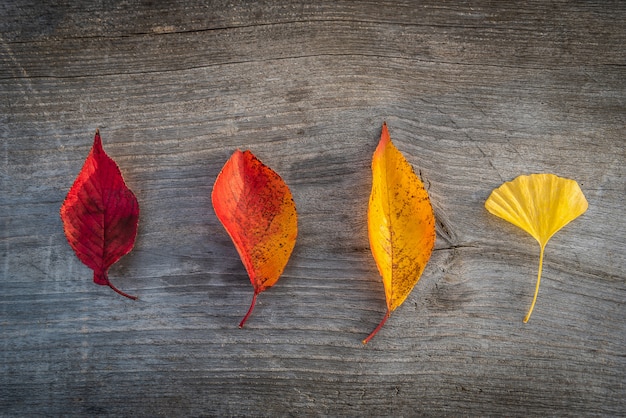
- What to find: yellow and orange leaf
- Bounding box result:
[485,173,588,322]
[212,150,298,328]
[364,122,436,343]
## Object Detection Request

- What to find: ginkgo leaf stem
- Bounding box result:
[239,291,259,328]
[524,244,545,323]
[107,281,138,300]
[363,309,390,344]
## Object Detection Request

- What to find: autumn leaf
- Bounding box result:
[212,150,297,328]
[485,173,588,322]
[364,122,436,344]
[60,129,139,299]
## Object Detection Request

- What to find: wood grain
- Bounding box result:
[1,1,624,415]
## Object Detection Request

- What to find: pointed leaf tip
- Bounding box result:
[212,149,298,326]
[93,129,103,153]
[60,130,139,299]
[365,122,436,342]
[375,122,391,156]
[485,173,588,322]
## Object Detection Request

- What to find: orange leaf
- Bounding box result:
[364,122,436,343]
[212,150,298,328]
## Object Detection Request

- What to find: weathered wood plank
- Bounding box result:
[1,1,625,416]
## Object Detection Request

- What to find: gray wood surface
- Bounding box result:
[1,1,625,416]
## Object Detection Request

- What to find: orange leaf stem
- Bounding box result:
[362,309,390,344]
[239,290,259,328]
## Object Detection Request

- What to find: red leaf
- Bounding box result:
[60,129,139,299]
[212,150,298,327]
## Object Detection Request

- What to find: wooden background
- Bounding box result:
[1,1,624,416]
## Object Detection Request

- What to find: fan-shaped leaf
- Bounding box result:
[212,150,297,328]
[60,129,139,299]
[485,173,588,322]
[364,122,436,343]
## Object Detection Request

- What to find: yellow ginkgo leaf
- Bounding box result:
[364,122,436,344]
[485,173,588,322]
